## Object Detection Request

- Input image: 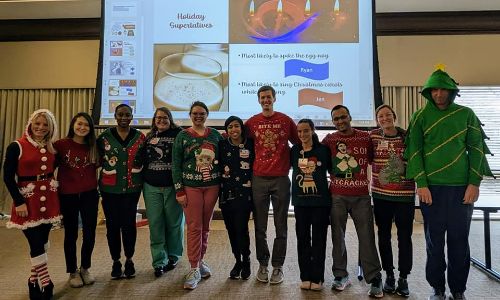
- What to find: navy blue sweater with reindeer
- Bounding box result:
[290,143,331,207]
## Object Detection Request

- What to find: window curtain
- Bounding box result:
[0,88,95,213]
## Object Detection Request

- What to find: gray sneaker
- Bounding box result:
[183,268,201,290]
[80,268,95,285]
[256,265,269,283]
[428,288,446,300]
[269,267,284,284]
[199,261,211,278]
[368,277,384,298]
[332,276,351,291]
[68,272,83,288]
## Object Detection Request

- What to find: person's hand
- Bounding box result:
[463,184,479,204]
[417,187,432,205]
[176,195,187,208]
[15,204,28,218]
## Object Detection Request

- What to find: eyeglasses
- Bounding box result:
[332,115,349,122]
[191,112,207,117]
[155,116,169,121]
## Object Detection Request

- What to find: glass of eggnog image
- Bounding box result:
[154,53,224,111]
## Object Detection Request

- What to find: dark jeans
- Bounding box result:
[221,200,252,261]
[101,191,141,261]
[294,206,330,284]
[421,185,473,294]
[23,223,52,257]
[252,175,291,267]
[373,198,415,277]
[60,189,99,273]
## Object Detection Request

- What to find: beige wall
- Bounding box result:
[1,35,500,89]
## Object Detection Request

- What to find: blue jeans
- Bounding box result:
[421,185,473,294]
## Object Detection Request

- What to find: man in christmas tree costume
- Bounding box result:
[405,66,493,300]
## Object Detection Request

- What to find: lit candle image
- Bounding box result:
[249,0,255,17]
[334,0,340,17]
[305,0,311,16]
[274,0,284,35]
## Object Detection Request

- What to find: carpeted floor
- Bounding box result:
[0,217,499,299]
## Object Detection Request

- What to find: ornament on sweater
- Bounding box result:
[222,165,230,178]
[240,161,250,169]
[195,143,216,182]
[102,155,118,186]
[19,183,35,198]
[379,151,405,185]
[296,156,318,194]
[49,179,59,192]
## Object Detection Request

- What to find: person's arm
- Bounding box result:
[171,132,187,206]
[3,142,25,206]
[289,118,300,145]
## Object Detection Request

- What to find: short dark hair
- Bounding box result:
[257,85,276,98]
[331,104,350,117]
[115,103,133,114]
[189,101,209,115]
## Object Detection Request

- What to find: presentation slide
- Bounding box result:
[99,0,376,127]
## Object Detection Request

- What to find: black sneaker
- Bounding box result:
[229,261,242,279]
[383,275,396,293]
[450,292,466,300]
[41,281,54,300]
[124,259,135,278]
[111,261,123,279]
[154,266,164,278]
[396,278,410,297]
[428,288,446,300]
[241,260,251,280]
[28,278,42,300]
[163,259,178,272]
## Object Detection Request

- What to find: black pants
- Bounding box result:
[101,191,141,261]
[221,200,252,260]
[373,198,415,277]
[421,185,473,294]
[60,189,99,273]
[23,223,52,258]
[294,206,330,284]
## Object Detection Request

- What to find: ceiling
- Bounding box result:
[0,0,499,20]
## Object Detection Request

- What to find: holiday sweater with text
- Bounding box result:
[369,128,415,203]
[172,127,223,196]
[322,129,373,196]
[245,111,299,176]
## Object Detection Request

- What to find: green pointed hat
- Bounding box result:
[421,66,459,103]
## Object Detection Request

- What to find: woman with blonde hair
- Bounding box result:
[3,109,61,299]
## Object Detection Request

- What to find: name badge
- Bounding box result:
[298,158,308,168]
[239,149,250,158]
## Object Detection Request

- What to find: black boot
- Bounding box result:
[41,281,54,300]
[28,279,42,300]
[229,260,242,279]
[241,258,251,280]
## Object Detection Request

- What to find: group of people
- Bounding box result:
[3,68,492,300]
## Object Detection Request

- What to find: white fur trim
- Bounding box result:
[44,241,50,251]
[6,215,62,230]
[24,109,58,153]
[30,253,48,266]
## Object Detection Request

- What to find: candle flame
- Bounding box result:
[333,0,340,14]
[305,0,310,14]
[277,0,283,14]
[249,0,255,16]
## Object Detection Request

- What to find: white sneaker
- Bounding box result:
[69,272,84,288]
[184,268,201,290]
[199,261,212,278]
[80,268,95,285]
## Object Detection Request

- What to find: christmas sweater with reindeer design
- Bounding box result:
[369,128,415,203]
[97,127,145,194]
[291,143,331,207]
[172,127,222,196]
[245,112,299,176]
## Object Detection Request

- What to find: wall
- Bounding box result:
[1,35,500,89]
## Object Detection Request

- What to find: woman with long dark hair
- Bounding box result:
[142,107,184,277]
[97,103,145,279]
[291,119,331,291]
[3,109,61,299]
[54,112,99,288]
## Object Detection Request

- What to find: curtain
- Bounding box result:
[0,88,95,213]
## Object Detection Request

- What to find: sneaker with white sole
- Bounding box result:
[69,272,83,288]
[80,268,95,285]
[368,277,384,298]
[256,265,269,283]
[183,268,201,290]
[269,267,284,284]
[199,261,211,278]
[332,275,351,291]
